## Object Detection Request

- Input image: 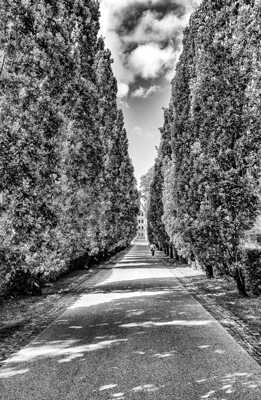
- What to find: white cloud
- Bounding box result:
[99,0,202,92]
[101,0,201,12]
[131,87,145,98]
[99,3,133,84]
[122,11,190,45]
[118,82,129,98]
[165,68,176,83]
[131,85,160,98]
[128,43,177,79]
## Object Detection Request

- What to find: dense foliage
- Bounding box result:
[140,167,154,213]
[147,108,172,255]
[0,0,138,295]
[147,0,261,295]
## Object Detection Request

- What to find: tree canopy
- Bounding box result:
[147,0,261,295]
[0,0,138,295]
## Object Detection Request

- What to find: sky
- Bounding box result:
[99,0,201,184]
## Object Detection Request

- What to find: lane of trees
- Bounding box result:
[147,0,261,296]
[0,0,139,295]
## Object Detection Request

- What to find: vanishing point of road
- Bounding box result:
[1,243,261,400]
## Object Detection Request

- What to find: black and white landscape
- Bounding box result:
[1,1,261,399]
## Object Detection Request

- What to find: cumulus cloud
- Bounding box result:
[128,43,177,79]
[131,85,160,98]
[118,82,130,98]
[100,0,201,97]
[121,11,190,44]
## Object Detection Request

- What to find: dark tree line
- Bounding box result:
[0,0,138,295]
[147,108,173,257]
[147,0,261,295]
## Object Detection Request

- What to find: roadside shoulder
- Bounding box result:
[0,246,131,365]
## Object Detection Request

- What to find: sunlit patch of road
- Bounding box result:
[1,244,261,400]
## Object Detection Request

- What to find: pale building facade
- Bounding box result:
[136,201,148,242]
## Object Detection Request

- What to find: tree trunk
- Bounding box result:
[205,264,214,279]
[0,52,6,78]
[169,245,174,259]
[234,266,248,297]
[165,245,169,256]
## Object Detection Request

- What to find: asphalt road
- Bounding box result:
[1,244,261,400]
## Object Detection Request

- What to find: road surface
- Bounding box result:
[1,244,261,399]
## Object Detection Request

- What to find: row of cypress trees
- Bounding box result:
[147,0,261,295]
[0,0,138,294]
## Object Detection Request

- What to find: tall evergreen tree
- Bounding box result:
[140,167,154,211]
[0,0,138,294]
[59,0,104,262]
[147,108,172,253]
[150,0,261,294]
[114,110,139,248]
[0,0,72,282]
[94,37,120,253]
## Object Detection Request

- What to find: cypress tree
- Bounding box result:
[140,167,154,212]
[94,37,119,254]
[0,0,138,294]
[60,0,104,263]
[114,110,139,248]
[152,0,261,293]
[94,42,139,253]
[0,0,72,286]
[147,108,172,253]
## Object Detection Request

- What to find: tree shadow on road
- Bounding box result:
[1,246,261,399]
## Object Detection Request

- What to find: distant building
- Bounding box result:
[136,200,148,242]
